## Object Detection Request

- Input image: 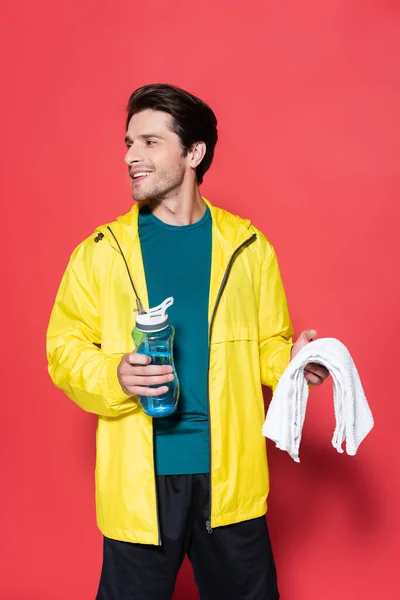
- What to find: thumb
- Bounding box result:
[300,329,317,344]
[126,352,151,365]
[291,329,317,359]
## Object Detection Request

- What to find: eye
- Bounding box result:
[146,140,156,146]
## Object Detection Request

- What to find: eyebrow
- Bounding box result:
[124,134,164,144]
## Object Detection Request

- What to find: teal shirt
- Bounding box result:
[138,205,212,475]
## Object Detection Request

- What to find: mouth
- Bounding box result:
[131,171,152,184]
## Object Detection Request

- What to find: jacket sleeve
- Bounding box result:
[258,240,294,392]
[46,243,138,417]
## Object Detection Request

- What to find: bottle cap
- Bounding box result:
[135,297,174,332]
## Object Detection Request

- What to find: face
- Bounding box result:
[124,109,189,202]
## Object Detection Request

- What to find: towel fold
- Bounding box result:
[262,337,374,462]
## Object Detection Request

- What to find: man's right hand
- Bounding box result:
[117,352,174,397]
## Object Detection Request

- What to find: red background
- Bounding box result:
[1,1,399,598]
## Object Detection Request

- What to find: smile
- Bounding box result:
[132,172,151,182]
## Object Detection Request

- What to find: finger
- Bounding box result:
[129,385,170,397]
[305,364,329,379]
[131,365,173,376]
[126,353,151,366]
[124,374,174,386]
[305,371,323,386]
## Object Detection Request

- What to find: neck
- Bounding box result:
[148,184,206,226]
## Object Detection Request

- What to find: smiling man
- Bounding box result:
[47,84,329,600]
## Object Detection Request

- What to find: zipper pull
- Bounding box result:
[94,232,104,243]
[205,520,213,534]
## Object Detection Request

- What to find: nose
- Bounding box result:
[124,143,142,166]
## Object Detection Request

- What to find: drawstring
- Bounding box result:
[106,226,145,314]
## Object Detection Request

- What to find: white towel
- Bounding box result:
[262,337,374,462]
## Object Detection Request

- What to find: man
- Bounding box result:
[47,84,329,600]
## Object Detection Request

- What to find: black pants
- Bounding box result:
[96,474,279,600]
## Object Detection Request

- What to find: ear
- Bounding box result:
[188,141,207,169]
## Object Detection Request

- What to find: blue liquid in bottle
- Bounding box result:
[132,298,180,418]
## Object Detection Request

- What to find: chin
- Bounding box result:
[131,188,147,202]
[135,188,164,203]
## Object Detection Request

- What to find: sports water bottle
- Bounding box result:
[132,297,180,418]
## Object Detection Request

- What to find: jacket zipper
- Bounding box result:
[100,226,257,541]
[102,226,162,546]
[205,233,257,534]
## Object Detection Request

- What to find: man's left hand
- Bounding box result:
[291,329,329,386]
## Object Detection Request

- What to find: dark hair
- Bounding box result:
[126,83,218,184]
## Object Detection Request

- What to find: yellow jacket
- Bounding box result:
[46,198,293,545]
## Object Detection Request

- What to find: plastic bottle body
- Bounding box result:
[132,324,180,418]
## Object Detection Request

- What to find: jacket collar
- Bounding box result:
[100,197,254,255]
[97,197,256,315]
